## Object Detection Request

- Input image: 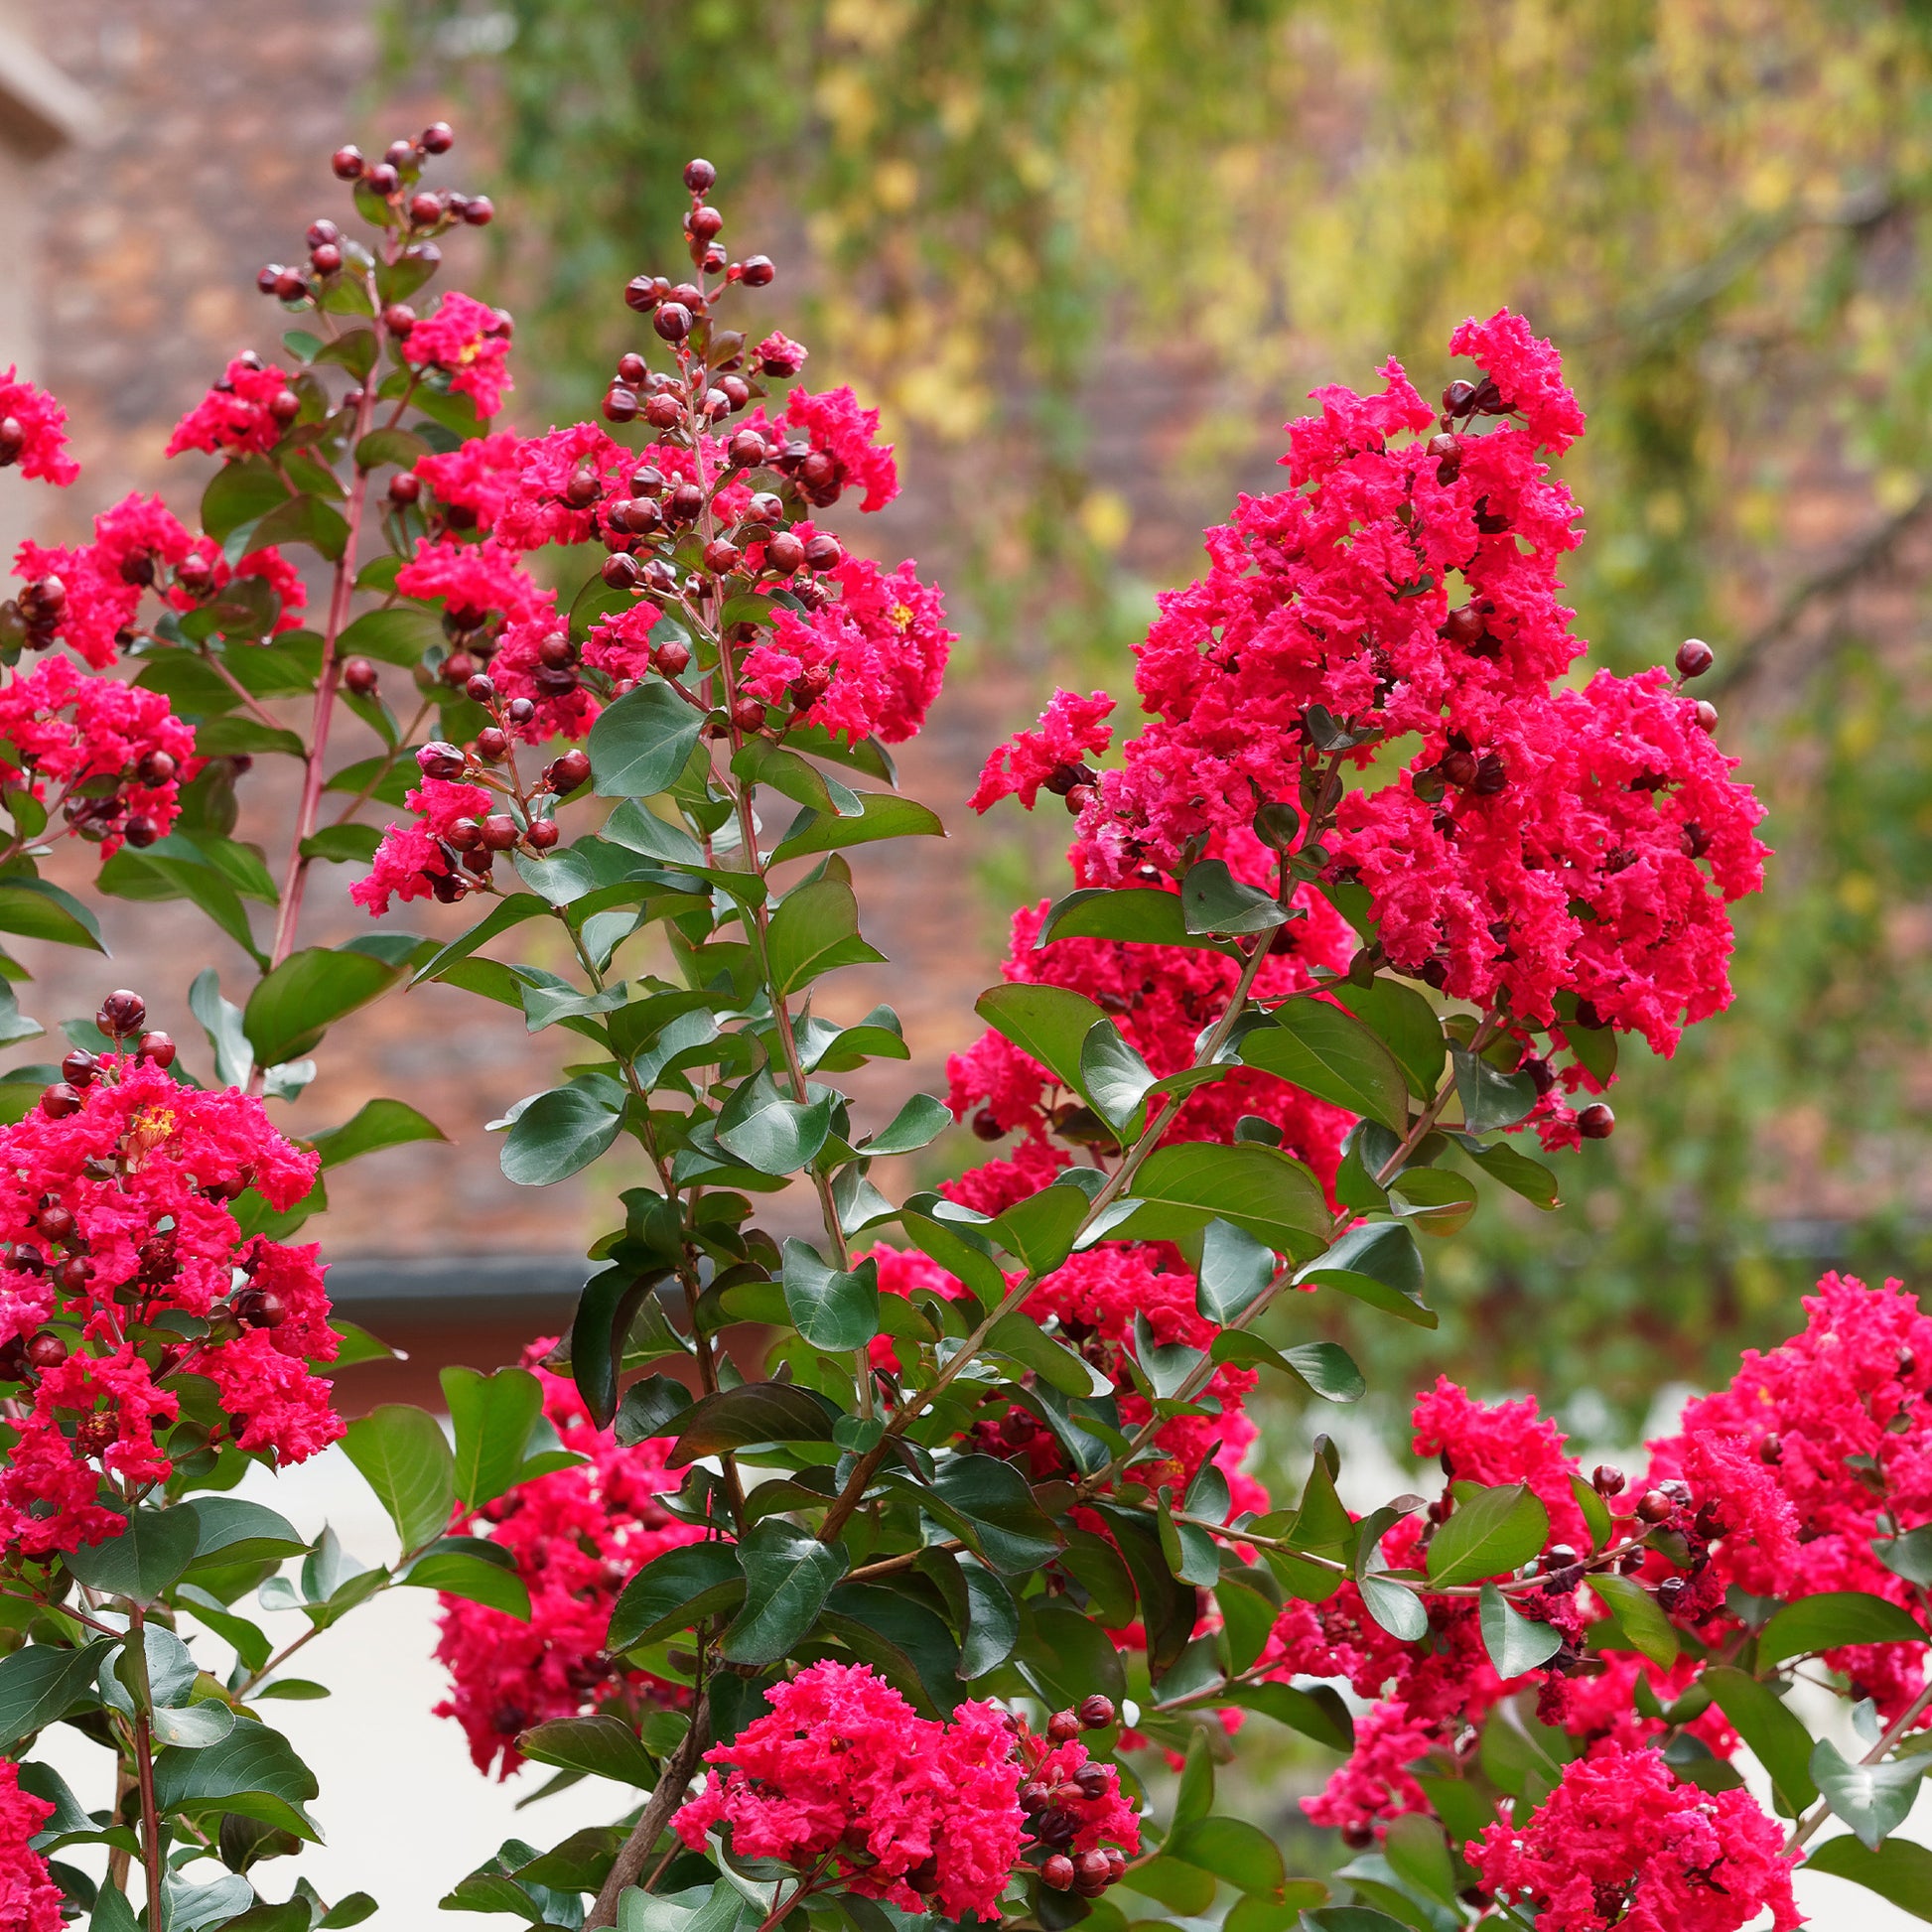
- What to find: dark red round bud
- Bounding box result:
[273,269,309,304]
[381,303,416,339]
[802,533,844,572]
[445,817,483,852]
[611,351,647,388]
[462,196,494,225]
[365,162,400,196]
[1073,1851,1111,1896]
[310,241,344,275]
[1636,1487,1673,1524]
[441,650,478,688]
[306,217,342,248]
[763,531,805,576]
[1077,1694,1115,1729]
[1577,1102,1615,1140]
[688,205,725,241]
[1471,752,1508,795]
[331,145,365,181]
[683,157,717,192]
[1341,1822,1375,1851]
[602,553,643,591]
[61,1050,97,1088]
[268,389,302,425]
[652,639,692,678]
[25,1331,67,1370]
[35,1204,73,1242]
[624,276,661,313]
[720,375,752,410]
[703,539,742,576]
[523,819,560,852]
[740,255,775,288]
[133,749,178,787]
[481,814,520,852]
[99,990,147,1036]
[1443,379,1479,417]
[728,429,766,469]
[247,1288,287,1328]
[545,749,592,794]
[1675,637,1715,679]
[421,121,454,154]
[118,815,155,849]
[666,482,705,524]
[1045,1710,1082,1745]
[602,385,640,423]
[1693,699,1719,733]
[387,472,422,506]
[506,697,536,726]
[476,727,510,763]
[642,560,680,597]
[417,741,468,780]
[729,696,766,735]
[1441,749,1478,789]
[1590,1464,1626,1496]
[175,555,212,596]
[464,673,495,704]
[748,491,784,522]
[1041,1856,1075,1893]
[1441,605,1485,648]
[615,496,662,537]
[257,264,284,295]
[382,137,415,169]
[137,1031,175,1068]
[332,658,378,703]
[971,1108,1004,1142]
[536,632,573,669]
[40,1083,81,1120]
[653,304,693,345]
[644,392,686,430]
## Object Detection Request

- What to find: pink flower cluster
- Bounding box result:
[0,370,78,486]
[1467,1742,1799,1932]
[402,290,513,419]
[0,655,199,856]
[783,385,897,511]
[349,776,492,915]
[0,1761,61,1932]
[433,1344,703,1777]
[674,1661,1025,1919]
[15,491,304,668]
[0,1058,339,1556]
[164,355,300,460]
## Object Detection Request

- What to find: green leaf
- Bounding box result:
[0,881,105,952]
[1339,978,1445,1098]
[1219,1680,1354,1751]
[1196,1218,1277,1324]
[342,1403,456,1555]
[1387,1165,1479,1237]
[1123,1141,1330,1259]
[0,1640,112,1749]
[928,1455,1062,1574]
[990,1181,1093,1276]
[720,1521,848,1666]
[243,943,407,1064]
[1880,1526,1932,1587]
[957,1555,1021,1679]
[1457,1134,1562,1208]
[716,1070,833,1175]
[401,1543,533,1619]
[97,847,263,964]
[667,1383,838,1465]
[309,1097,447,1170]
[1169,1816,1289,1896]
[571,1262,667,1431]
[298,823,383,865]
[516,1714,658,1787]
[65,1506,201,1601]
[1294,1219,1434,1325]
[1124,1857,1217,1915]
[1758,1590,1928,1665]
[443,1366,545,1509]
[1037,885,1233,953]
[501,1082,623,1185]
[251,491,349,561]
[1450,1042,1539,1132]
[1181,858,1289,935]
[354,426,431,471]
[974,982,1108,1093]
[589,681,704,798]
[153,1723,321,1840]
[184,1498,308,1569]
[865,1090,951,1156]
[1588,1572,1681,1668]
[203,458,290,542]
[1280,1340,1366,1402]
[1805,1834,1932,1921]
[1812,1738,1925,1851]
[1079,1018,1158,1131]
[1704,1667,1818,1813]
[770,789,945,862]
[1241,1002,1407,1130]
[1478,1582,1564,1676]
[987,1311,1111,1398]
[733,737,863,817]
[1357,1574,1428,1640]
[1570,1472,1613,1552]
[1426,1483,1549,1587]
[765,878,885,992]
[609,1542,746,1650]
[614,1374,693,1445]
[781,1239,880,1350]
[411,893,549,986]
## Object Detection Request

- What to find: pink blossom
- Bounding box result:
[971,689,1116,812]
[0,370,78,485]
[0,1760,62,1932]
[351,778,492,915]
[403,291,513,419]
[784,385,897,511]
[414,429,525,534]
[165,356,297,459]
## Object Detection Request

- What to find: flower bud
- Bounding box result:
[728,429,766,469]
[421,120,455,153]
[1635,1488,1673,1524]
[417,742,468,780]
[729,696,766,735]
[482,815,520,852]
[461,196,494,225]
[366,162,400,197]
[99,990,147,1036]
[653,303,693,344]
[40,1083,81,1120]
[388,472,421,505]
[61,1050,96,1089]
[310,241,344,275]
[343,657,380,698]
[382,303,417,339]
[652,639,691,678]
[137,1031,175,1068]
[506,697,536,726]
[603,553,643,590]
[802,533,844,572]
[603,385,640,424]
[465,673,495,704]
[703,539,742,576]
[1577,1102,1614,1140]
[476,727,510,763]
[689,205,724,241]
[546,750,592,793]
[683,158,717,192]
[1693,699,1719,733]
[445,817,483,852]
[763,531,805,576]
[25,1332,66,1370]
[1077,1694,1115,1729]
[331,145,365,181]
[740,255,775,288]
[625,276,660,313]
[1041,1856,1075,1892]
[524,819,560,852]
[1045,1710,1082,1744]
[1675,637,1715,679]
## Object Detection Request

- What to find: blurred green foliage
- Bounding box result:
[396,0,1932,1422]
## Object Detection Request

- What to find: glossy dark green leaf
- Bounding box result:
[1805,1834,1932,1920]
[667,1382,838,1465]
[733,737,863,817]
[1181,858,1288,934]
[929,1454,1062,1574]
[609,1542,746,1651]
[1122,1142,1329,1259]
[770,789,944,861]
[957,1555,1021,1679]
[765,878,886,992]
[589,681,704,798]
[443,1366,545,1509]
[501,1082,623,1185]
[65,1507,200,1601]
[716,1071,833,1175]
[1450,1042,1539,1132]
[1758,1590,1927,1665]
[975,982,1108,1094]
[152,1724,320,1840]
[865,1090,951,1156]
[990,1181,1093,1276]
[1078,1018,1157,1132]
[1037,885,1233,954]
[1242,1002,1408,1130]
[342,1403,456,1555]
[401,1546,532,1619]
[251,491,349,562]
[1220,1680,1353,1751]
[1169,1816,1288,1896]
[1813,1738,1925,1851]
[184,1498,307,1569]
[1479,1582,1564,1676]
[0,881,105,952]
[1588,1572,1680,1668]
[1020,1598,1128,1709]
[1456,1132,1561,1208]
[571,1262,668,1431]
[781,1239,880,1350]
[1357,1574,1428,1640]
[1387,1165,1479,1237]
[987,1311,1110,1398]
[202,458,289,543]
[1704,1667,1818,1813]
[308,1097,446,1172]
[516,1714,658,1787]
[0,1641,113,1749]
[1195,1218,1276,1324]
[1340,978,1445,1098]
[1294,1220,1434,1326]
[721,1521,848,1666]
[614,1374,693,1446]
[354,426,431,471]
[1427,1483,1549,1587]
[243,943,407,1065]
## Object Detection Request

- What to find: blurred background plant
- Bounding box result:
[386,0,1932,1435]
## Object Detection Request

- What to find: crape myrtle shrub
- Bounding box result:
[0,116,1917,1932]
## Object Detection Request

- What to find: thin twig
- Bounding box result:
[585,1693,711,1929]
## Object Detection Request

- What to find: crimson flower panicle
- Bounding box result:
[0,371,78,486]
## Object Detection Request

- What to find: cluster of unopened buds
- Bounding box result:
[1020,1695,1128,1897]
[36,989,173,1122]
[410,720,587,902]
[257,121,490,306]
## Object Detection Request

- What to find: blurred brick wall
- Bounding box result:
[1,0,1007,1352]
